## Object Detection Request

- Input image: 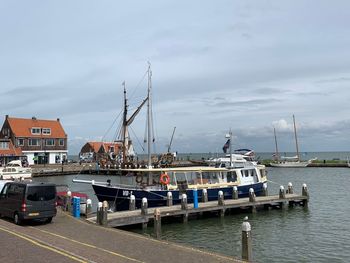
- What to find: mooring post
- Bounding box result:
[101,201,108,226]
[279,185,287,209]
[279,185,286,199]
[167,192,173,206]
[218,190,225,217]
[89,164,92,174]
[202,188,208,202]
[193,189,199,209]
[85,199,92,218]
[154,208,161,239]
[249,188,256,213]
[96,202,102,225]
[141,198,148,230]
[287,182,294,194]
[262,183,268,196]
[241,217,252,262]
[302,183,309,207]
[181,194,188,223]
[129,195,135,211]
[232,186,238,200]
[66,191,72,212]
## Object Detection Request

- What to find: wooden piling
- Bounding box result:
[218,191,225,217]
[262,183,268,196]
[232,186,238,200]
[241,217,252,262]
[181,194,188,223]
[249,188,256,213]
[302,184,309,207]
[129,195,136,211]
[202,189,208,203]
[167,192,173,206]
[85,199,92,218]
[66,191,72,212]
[101,201,108,226]
[96,202,102,225]
[154,208,161,239]
[287,182,294,194]
[141,198,148,230]
[279,186,287,209]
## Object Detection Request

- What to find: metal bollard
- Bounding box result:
[287,182,294,194]
[279,186,286,199]
[129,195,136,211]
[232,186,238,199]
[193,189,199,208]
[241,216,252,262]
[202,189,208,202]
[167,192,173,206]
[262,183,268,196]
[181,194,188,210]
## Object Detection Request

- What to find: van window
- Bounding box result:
[8,185,25,200]
[26,186,56,201]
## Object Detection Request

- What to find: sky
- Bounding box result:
[1,0,350,155]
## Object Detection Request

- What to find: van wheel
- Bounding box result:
[46,217,53,223]
[14,213,22,225]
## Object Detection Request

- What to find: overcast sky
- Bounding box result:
[1,1,350,155]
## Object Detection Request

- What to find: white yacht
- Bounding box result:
[0,160,32,180]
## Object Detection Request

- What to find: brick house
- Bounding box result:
[0,115,68,165]
[79,141,122,162]
[0,138,24,166]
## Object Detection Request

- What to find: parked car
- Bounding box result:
[0,181,57,225]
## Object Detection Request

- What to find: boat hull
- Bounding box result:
[269,162,309,168]
[92,182,265,211]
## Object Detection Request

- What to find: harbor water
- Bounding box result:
[34,166,350,262]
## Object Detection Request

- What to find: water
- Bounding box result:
[34,166,350,262]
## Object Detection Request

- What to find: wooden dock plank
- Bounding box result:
[87,193,308,227]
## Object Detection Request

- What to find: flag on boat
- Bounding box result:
[222,139,230,153]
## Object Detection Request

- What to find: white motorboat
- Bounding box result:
[0,160,32,180]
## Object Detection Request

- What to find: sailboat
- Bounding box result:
[270,115,314,168]
[73,65,267,211]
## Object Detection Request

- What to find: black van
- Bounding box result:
[0,181,57,225]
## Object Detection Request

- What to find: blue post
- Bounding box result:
[73,196,80,218]
[193,189,198,209]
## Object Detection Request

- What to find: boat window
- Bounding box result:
[251,169,257,177]
[227,171,237,182]
[202,172,219,184]
[243,170,249,177]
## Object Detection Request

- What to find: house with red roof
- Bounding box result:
[0,115,68,165]
[0,138,24,166]
[79,141,122,162]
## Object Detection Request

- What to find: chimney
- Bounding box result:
[5,115,9,119]
[32,116,36,120]
[57,118,60,122]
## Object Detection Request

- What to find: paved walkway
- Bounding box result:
[0,209,242,263]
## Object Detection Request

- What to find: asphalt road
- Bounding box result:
[0,209,241,263]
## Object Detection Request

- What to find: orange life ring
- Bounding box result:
[160,173,170,185]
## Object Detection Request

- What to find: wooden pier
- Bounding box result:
[87,185,309,228]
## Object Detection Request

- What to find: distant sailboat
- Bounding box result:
[270,115,315,168]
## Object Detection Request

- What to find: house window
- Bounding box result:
[109,146,115,153]
[59,139,65,146]
[0,141,9,149]
[31,127,41,135]
[46,139,55,146]
[42,128,51,135]
[29,138,41,146]
[17,138,24,146]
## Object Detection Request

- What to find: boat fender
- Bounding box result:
[136,173,143,183]
[160,173,170,185]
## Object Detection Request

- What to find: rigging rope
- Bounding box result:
[101,109,123,142]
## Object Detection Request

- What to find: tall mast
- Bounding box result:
[293,115,300,161]
[273,127,279,161]
[147,63,152,168]
[122,81,128,164]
